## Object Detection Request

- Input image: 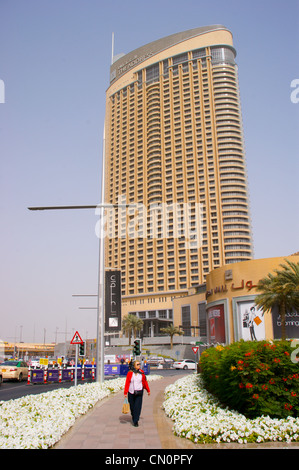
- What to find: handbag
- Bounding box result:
[122,397,130,414]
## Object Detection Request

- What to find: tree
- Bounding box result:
[122,314,144,346]
[160,324,184,349]
[255,259,299,340]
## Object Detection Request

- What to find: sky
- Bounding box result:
[0,0,298,345]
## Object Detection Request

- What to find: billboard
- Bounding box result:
[271,306,299,339]
[207,304,226,343]
[105,270,122,332]
[237,301,265,341]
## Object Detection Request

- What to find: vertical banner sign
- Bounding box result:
[105,270,122,332]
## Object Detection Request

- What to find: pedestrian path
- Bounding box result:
[55,375,185,449]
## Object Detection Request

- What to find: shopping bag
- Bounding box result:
[122,397,130,414]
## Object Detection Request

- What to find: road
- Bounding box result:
[0,377,84,401]
[0,368,193,402]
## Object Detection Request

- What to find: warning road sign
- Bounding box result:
[70,331,84,345]
[192,346,199,354]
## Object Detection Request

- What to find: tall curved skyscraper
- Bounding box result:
[104,26,252,335]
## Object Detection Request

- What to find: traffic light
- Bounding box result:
[79,341,86,357]
[133,339,141,356]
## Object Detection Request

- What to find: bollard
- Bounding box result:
[59,367,62,383]
[27,367,31,385]
[43,368,47,384]
[71,368,74,382]
[92,365,95,380]
[82,366,84,381]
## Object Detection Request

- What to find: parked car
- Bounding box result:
[172,359,197,370]
[146,357,164,366]
[157,358,174,369]
[1,360,29,381]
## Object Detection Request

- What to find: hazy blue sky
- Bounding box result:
[0,0,298,344]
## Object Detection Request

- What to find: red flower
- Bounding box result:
[269,378,275,385]
[256,368,261,373]
[239,383,244,389]
[291,392,297,397]
[252,394,259,399]
[273,358,281,363]
[285,403,293,410]
[246,383,253,389]
[284,351,290,356]
[262,384,268,390]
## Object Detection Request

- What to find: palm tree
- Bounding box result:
[122,314,144,345]
[160,324,184,349]
[255,259,299,340]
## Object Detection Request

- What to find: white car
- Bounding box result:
[173,359,196,370]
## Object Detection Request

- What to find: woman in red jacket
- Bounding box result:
[124,360,150,427]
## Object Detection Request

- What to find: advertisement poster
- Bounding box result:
[207,305,225,343]
[237,301,265,341]
[271,306,299,339]
[105,270,122,332]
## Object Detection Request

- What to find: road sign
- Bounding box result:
[192,346,199,354]
[70,331,84,345]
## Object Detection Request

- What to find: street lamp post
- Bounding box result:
[28,124,124,383]
[28,201,129,382]
[28,203,106,382]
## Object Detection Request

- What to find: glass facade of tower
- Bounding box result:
[104,26,252,331]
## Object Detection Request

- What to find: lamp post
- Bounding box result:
[28,201,130,382]
[28,202,106,382]
[29,121,127,383]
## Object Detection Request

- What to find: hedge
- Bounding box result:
[199,340,299,419]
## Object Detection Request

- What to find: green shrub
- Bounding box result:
[199,340,299,419]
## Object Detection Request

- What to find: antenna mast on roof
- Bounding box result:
[111,32,114,65]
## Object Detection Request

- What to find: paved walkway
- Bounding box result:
[54,374,299,450]
[55,375,185,449]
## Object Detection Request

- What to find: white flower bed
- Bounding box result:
[163,374,299,445]
[0,375,162,449]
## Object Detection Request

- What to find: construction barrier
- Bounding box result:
[31,369,44,383]
[47,369,60,382]
[27,363,150,385]
[62,369,73,381]
[105,364,150,376]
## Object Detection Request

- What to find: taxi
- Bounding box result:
[1,360,29,381]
